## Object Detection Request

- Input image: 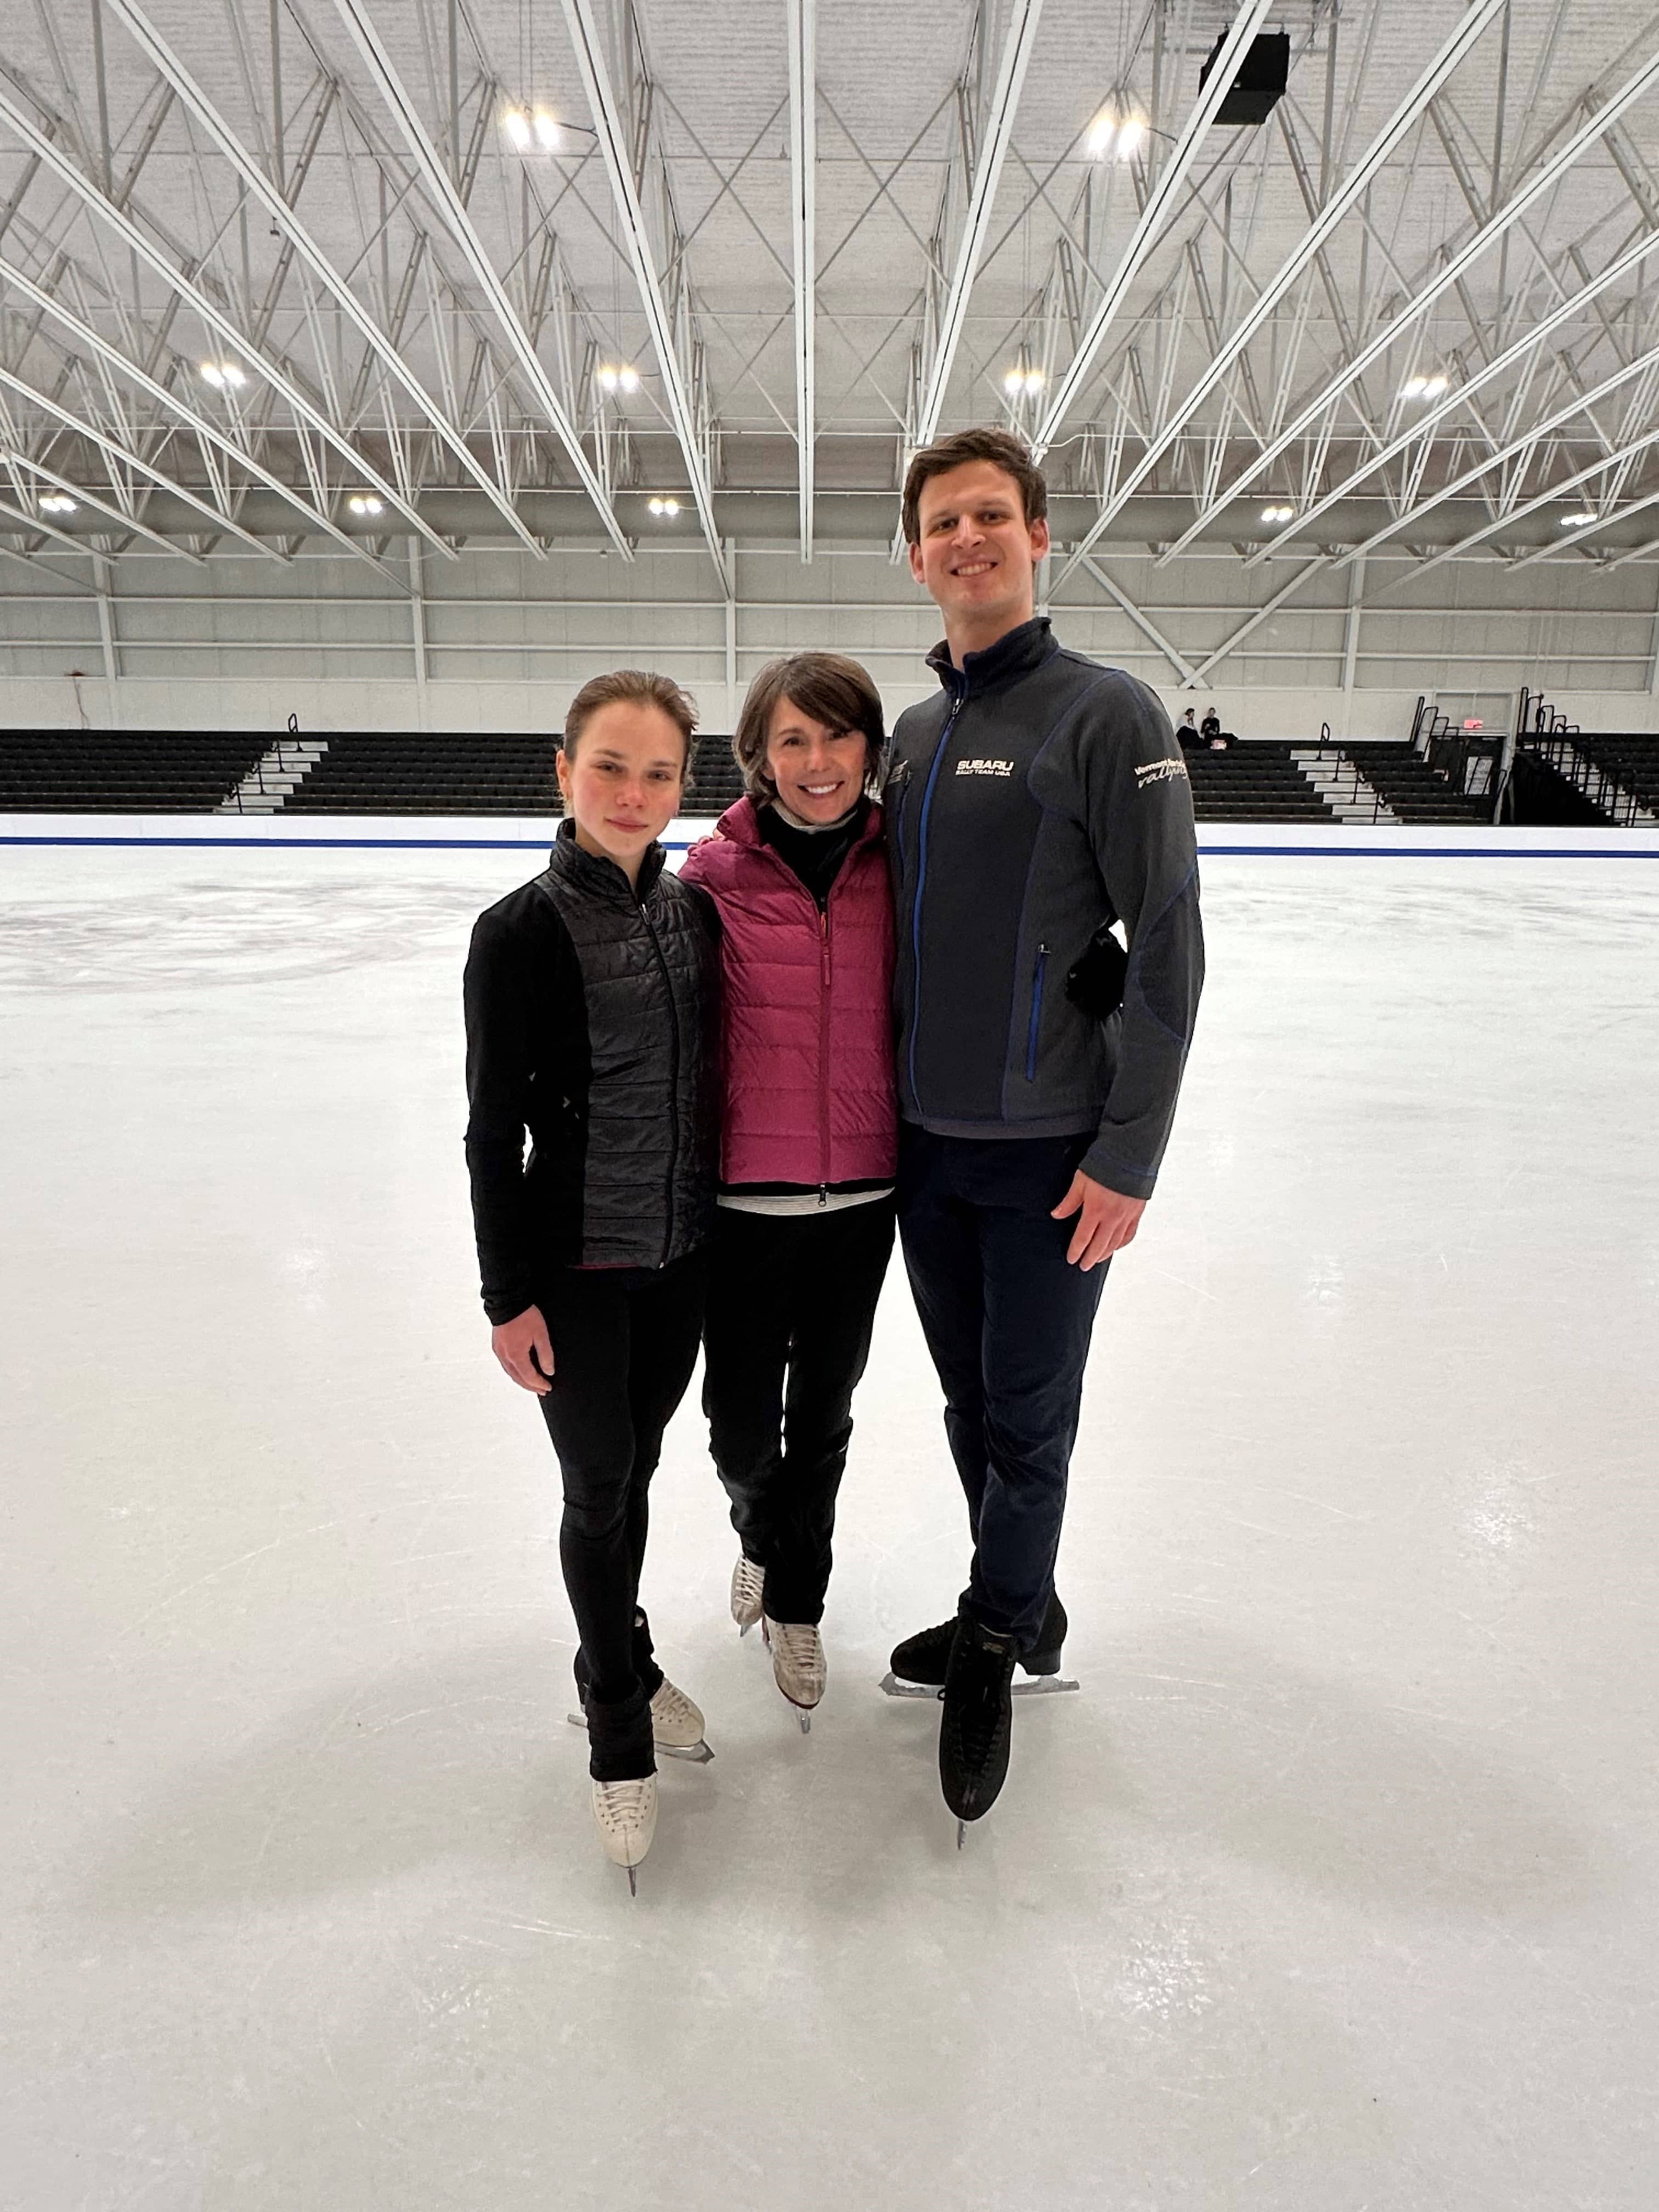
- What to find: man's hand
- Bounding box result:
[1051,1171,1146,1271]
[492,1305,555,1393]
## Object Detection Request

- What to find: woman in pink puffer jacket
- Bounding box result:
[679,653,896,1730]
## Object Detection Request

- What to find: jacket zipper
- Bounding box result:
[817,905,833,1205]
[1025,943,1048,1081]
[640,894,680,1266]
[907,694,962,1112]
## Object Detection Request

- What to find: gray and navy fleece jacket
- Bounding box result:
[885,616,1204,1202]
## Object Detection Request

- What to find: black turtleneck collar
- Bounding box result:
[548,815,668,902]
[926,614,1058,698]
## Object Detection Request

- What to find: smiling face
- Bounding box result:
[764,697,871,824]
[555,699,686,883]
[907,458,1051,661]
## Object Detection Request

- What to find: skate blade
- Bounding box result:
[798,1710,811,1735]
[738,1620,758,1638]
[878,1672,1081,1701]
[627,1864,637,1897]
[878,1672,942,1700]
[956,1819,966,1852]
[566,1713,715,1764]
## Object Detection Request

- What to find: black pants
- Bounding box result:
[897,1127,1107,1650]
[536,1250,707,1781]
[702,1198,896,1624]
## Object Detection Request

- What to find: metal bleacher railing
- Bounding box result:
[1504,686,1646,827]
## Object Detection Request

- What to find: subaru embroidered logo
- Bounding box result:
[955,758,1014,777]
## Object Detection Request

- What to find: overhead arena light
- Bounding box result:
[534,112,561,150]
[1401,373,1451,400]
[1002,365,1045,395]
[504,108,533,150]
[646,496,680,517]
[38,493,78,514]
[200,360,247,389]
[1260,504,1295,524]
[1086,110,1145,161]
[597,364,641,393]
[347,494,385,517]
[1561,510,1596,527]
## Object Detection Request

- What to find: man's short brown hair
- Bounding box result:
[732,653,887,801]
[562,668,697,766]
[901,426,1048,546]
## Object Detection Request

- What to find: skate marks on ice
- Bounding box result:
[0,875,487,992]
[41,1619,1614,1926]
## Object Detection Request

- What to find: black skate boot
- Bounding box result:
[887,1593,1068,1692]
[939,1614,1020,1838]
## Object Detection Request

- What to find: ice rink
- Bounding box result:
[3,838,1656,2212]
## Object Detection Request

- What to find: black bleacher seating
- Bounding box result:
[1345,743,1490,823]
[1507,748,1611,827]
[683,732,744,817]
[1178,740,1334,822]
[0,730,269,811]
[285,733,562,814]
[1572,735,1659,813]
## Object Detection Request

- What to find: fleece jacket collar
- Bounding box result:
[926,614,1060,700]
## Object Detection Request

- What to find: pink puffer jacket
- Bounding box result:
[679,798,898,1189]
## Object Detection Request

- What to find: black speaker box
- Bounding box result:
[1198,29,1291,126]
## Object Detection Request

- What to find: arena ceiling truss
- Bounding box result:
[3,0,1659,624]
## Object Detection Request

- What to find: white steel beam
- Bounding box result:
[329,0,632,558]
[0,356,282,564]
[1247,224,1659,568]
[1517,479,1659,568]
[1187,556,1330,684]
[97,0,561,558]
[1147,45,1659,571]
[1,442,202,561]
[1337,334,1659,574]
[787,0,816,559]
[1052,0,1509,581]
[0,251,397,574]
[911,0,1045,453]
[1072,555,1199,685]
[560,0,727,588]
[1032,0,1274,459]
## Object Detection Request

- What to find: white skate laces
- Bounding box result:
[730,1556,765,1632]
[764,1617,826,1711]
[591,1774,658,1871]
[648,1678,707,1751]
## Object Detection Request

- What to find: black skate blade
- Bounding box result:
[956,1819,966,1851]
[627,1864,637,1898]
[568,1713,715,1764]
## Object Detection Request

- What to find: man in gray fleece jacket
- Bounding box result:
[883,427,1205,1833]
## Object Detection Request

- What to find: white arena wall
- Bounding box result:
[3,542,1657,742]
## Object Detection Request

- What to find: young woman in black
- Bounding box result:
[464,670,719,1890]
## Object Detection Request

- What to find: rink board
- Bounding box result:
[4,811,1659,857]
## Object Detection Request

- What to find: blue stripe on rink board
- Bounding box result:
[5,833,1659,859]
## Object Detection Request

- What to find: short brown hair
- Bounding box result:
[901,426,1047,546]
[562,668,697,766]
[732,653,887,801]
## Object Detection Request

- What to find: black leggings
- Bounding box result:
[701,1198,895,1623]
[535,1250,707,1780]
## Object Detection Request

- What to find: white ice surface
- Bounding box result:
[1,845,1656,2211]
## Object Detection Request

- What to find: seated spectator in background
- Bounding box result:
[1179,707,1198,740]
[1200,707,1229,751]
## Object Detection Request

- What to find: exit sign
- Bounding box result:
[1462,718,1483,731]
